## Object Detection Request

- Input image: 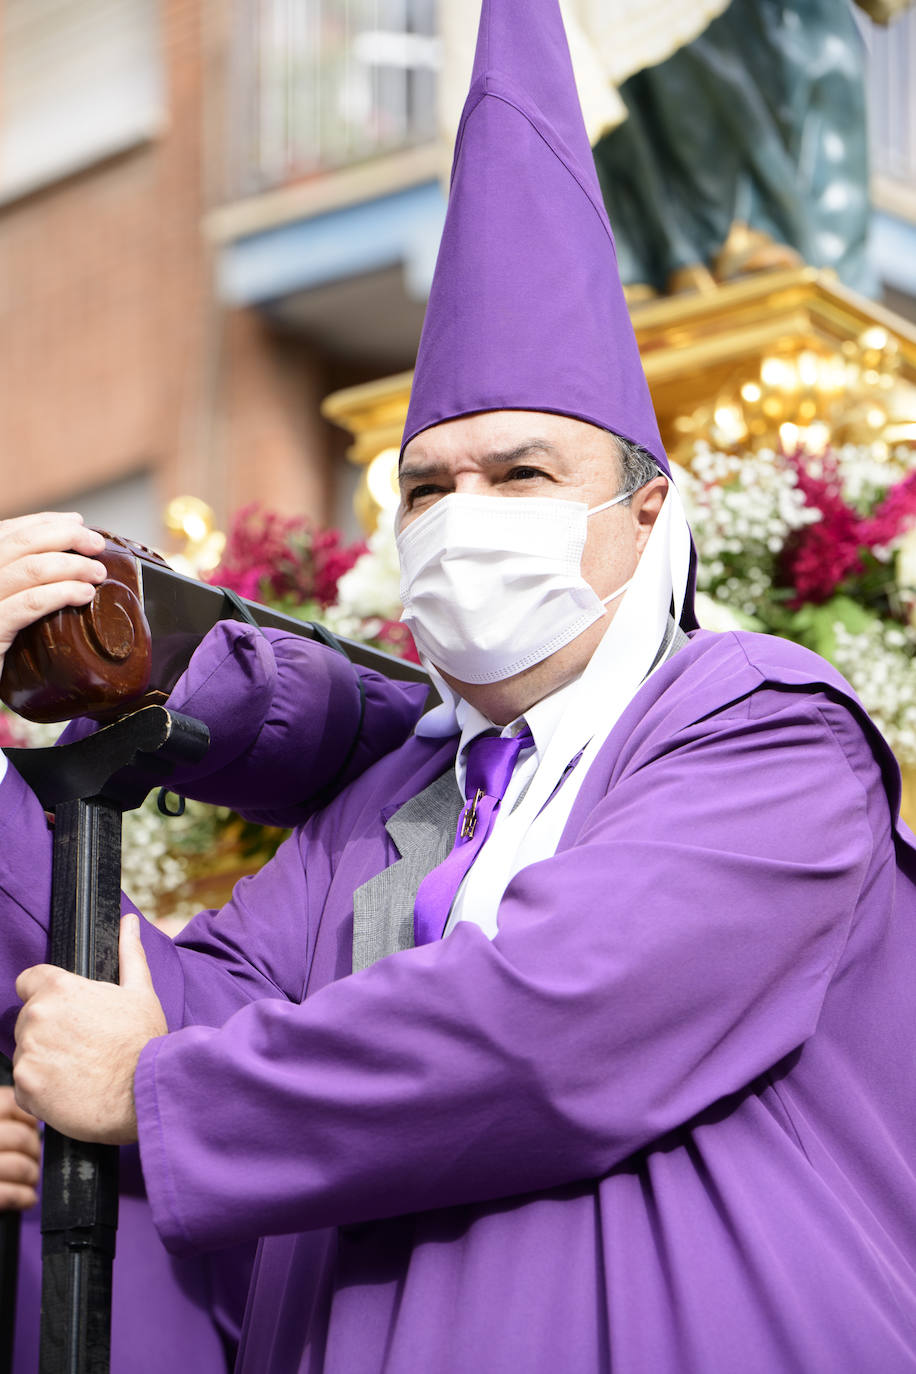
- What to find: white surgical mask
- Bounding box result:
[396,490,633,684]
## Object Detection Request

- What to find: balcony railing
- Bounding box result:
[230,0,439,198]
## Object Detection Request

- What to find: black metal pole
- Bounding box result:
[39,797,122,1374]
[0,1053,20,1374]
[6,707,210,1374]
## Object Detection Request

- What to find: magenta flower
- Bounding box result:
[860,470,916,549]
[209,506,366,608]
[780,453,863,604]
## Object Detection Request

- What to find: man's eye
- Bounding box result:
[405,484,441,507]
[507,466,547,482]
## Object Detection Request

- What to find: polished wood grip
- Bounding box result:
[0,531,168,725]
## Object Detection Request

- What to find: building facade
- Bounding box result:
[0,0,438,545]
[0,0,914,549]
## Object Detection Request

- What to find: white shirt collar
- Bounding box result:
[452,671,576,796]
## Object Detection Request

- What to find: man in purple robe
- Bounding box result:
[2,1,916,1371]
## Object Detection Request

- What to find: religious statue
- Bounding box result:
[440,0,912,300]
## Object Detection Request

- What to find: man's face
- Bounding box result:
[398,410,666,723]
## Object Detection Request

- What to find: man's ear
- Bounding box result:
[632,476,668,554]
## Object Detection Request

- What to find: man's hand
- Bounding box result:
[0,1085,40,1210]
[13,914,167,1145]
[0,512,107,678]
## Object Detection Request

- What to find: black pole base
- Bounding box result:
[0,1055,20,1374]
[40,1228,117,1374]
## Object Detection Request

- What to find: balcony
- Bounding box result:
[210,0,444,366]
[229,0,439,198]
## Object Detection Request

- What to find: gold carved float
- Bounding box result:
[322,267,916,530]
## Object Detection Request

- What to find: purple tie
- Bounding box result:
[413,727,534,946]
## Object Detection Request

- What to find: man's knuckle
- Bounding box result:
[0,1182,36,1211]
[20,585,45,615]
[30,967,61,997]
[22,996,42,1023]
[0,1151,36,1185]
[13,1063,37,1101]
[10,1121,40,1153]
[20,553,41,583]
[7,524,33,552]
[0,1123,20,1149]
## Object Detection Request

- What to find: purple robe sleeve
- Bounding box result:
[0,621,425,1048]
[133,689,883,1253]
[0,741,355,1053]
[59,621,429,826]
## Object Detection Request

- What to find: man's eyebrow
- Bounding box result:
[479,440,560,466]
[399,440,560,486]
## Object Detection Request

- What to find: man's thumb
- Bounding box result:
[119,913,154,991]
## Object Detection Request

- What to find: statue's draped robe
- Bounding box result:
[593,0,872,291]
[2,628,915,1372]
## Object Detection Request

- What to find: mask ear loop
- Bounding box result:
[592,473,671,610]
[586,489,632,518]
[589,482,649,607]
[599,577,632,607]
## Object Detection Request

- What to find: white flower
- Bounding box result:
[835,441,912,510]
[121,793,206,929]
[693,592,748,633]
[830,618,916,765]
[334,507,402,619]
[680,442,818,617]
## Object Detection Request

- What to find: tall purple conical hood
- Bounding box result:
[402,0,669,475]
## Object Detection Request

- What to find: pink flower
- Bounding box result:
[373,620,422,664]
[0,711,29,749]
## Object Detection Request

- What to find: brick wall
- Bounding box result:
[0,0,340,543]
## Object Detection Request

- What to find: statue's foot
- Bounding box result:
[713,222,802,282]
[623,282,659,307]
[667,263,718,296]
